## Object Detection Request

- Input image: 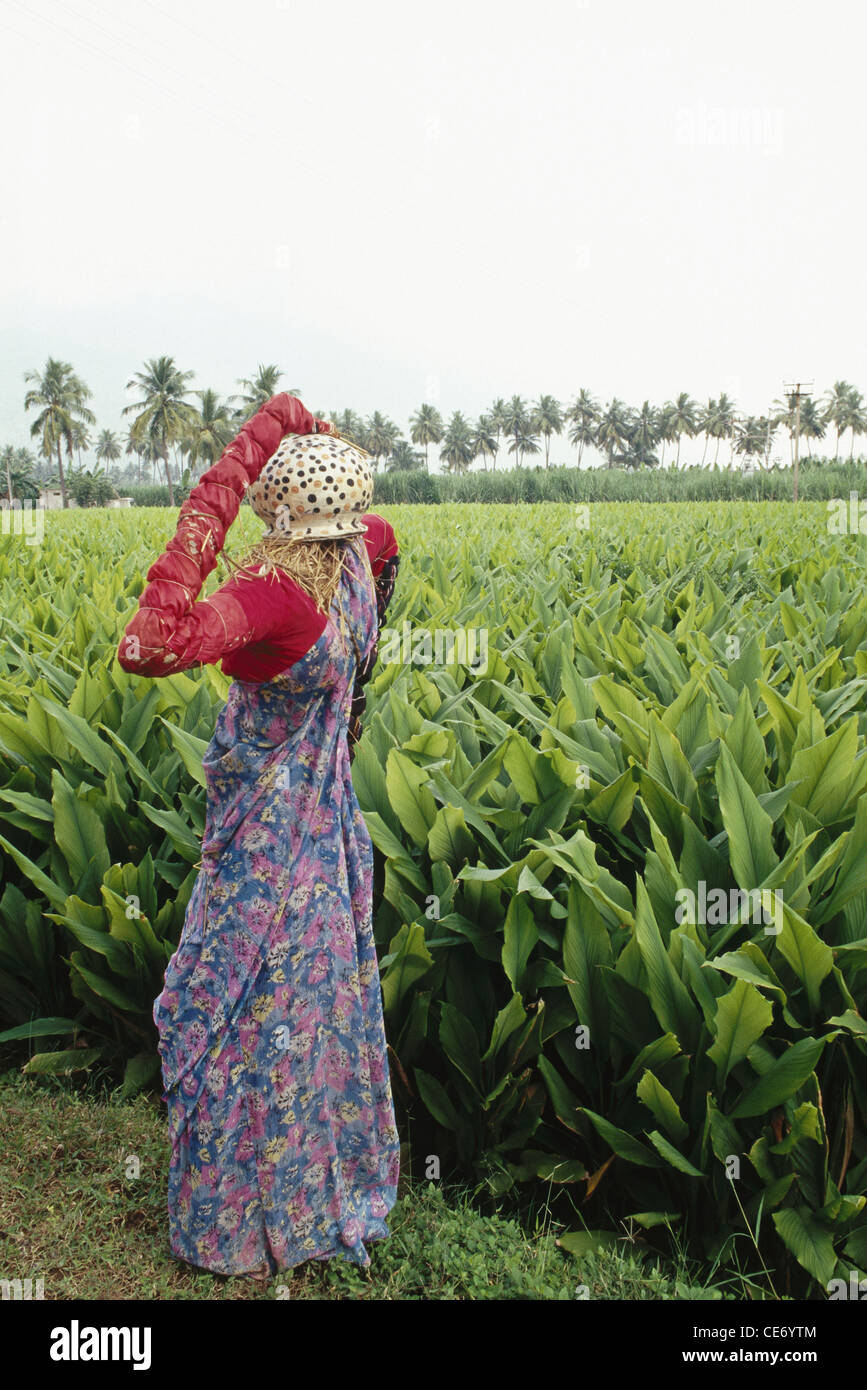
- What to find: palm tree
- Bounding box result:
[365,412,401,472]
[840,388,867,460]
[24,357,96,508]
[565,388,600,469]
[70,421,92,468]
[386,439,425,471]
[501,395,530,467]
[714,393,737,468]
[669,392,699,468]
[123,356,197,506]
[330,409,367,449]
[517,427,541,467]
[2,444,15,506]
[628,401,660,468]
[95,429,122,473]
[822,381,856,461]
[125,425,161,486]
[409,403,445,472]
[733,416,767,468]
[469,415,498,472]
[440,412,475,474]
[488,398,508,470]
[2,446,39,504]
[798,398,826,459]
[596,398,631,468]
[231,365,299,421]
[183,389,235,476]
[532,394,563,468]
[697,399,719,467]
[771,393,799,466]
[656,403,678,468]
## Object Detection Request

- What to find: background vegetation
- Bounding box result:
[5,358,867,509]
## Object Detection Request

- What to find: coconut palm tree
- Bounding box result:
[697,399,719,467]
[71,420,92,468]
[532,394,563,468]
[2,446,39,504]
[469,415,498,472]
[771,393,799,466]
[409,403,445,472]
[183,389,235,476]
[2,444,15,506]
[23,357,96,508]
[487,398,508,470]
[669,392,699,468]
[797,398,826,458]
[840,388,867,460]
[517,428,541,467]
[822,381,856,461]
[440,412,475,474]
[733,416,767,468]
[125,425,161,486]
[628,401,660,468]
[123,356,197,506]
[596,398,631,468]
[501,395,530,468]
[565,388,600,469]
[386,439,425,471]
[714,393,737,468]
[329,409,367,449]
[364,412,401,472]
[95,429,122,472]
[231,365,299,422]
[655,403,678,468]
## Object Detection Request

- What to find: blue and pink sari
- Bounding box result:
[152,537,401,1275]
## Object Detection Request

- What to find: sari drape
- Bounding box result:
[153,537,400,1274]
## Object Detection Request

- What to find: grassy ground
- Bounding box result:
[0,1065,734,1301]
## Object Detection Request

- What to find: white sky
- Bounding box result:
[1,0,865,468]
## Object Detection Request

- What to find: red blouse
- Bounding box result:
[116,394,398,684]
[221,513,397,682]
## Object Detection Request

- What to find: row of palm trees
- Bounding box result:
[15,357,867,506]
[394,386,866,475]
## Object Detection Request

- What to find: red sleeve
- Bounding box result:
[220,569,328,682]
[116,395,317,677]
[361,513,398,576]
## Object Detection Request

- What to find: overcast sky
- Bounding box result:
[1,0,865,468]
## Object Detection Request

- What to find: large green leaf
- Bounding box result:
[502,895,539,994]
[729,1036,829,1119]
[772,1206,838,1286]
[633,878,698,1051]
[715,741,777,888]
[707,978,774,1088]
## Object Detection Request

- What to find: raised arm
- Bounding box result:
[117,395,332,677]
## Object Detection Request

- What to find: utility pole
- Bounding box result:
[783,381,813,502]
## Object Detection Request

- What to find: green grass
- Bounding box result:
[0,1065,731,1300]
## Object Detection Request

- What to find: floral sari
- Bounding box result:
[153,537,400,1275]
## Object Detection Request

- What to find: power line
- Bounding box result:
[0,0,260,144]
[56,0,268,139]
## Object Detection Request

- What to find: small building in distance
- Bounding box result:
[37,489,78,509]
